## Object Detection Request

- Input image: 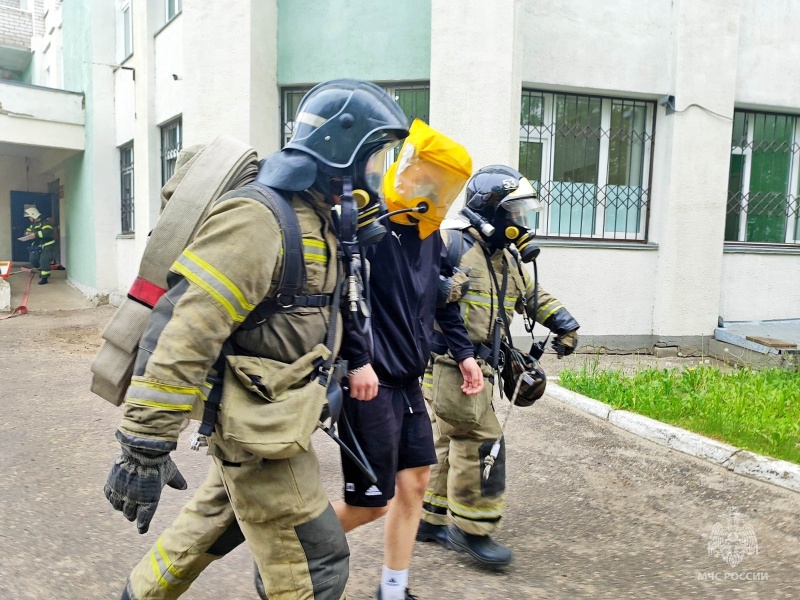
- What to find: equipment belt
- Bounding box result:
[239,293,335,330]
[431,338,494,363]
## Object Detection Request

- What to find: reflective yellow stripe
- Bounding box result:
[303,238,328,263]
[126,379,196,412]
[423,491,449,509]
[126,399,194,412]
[150,551,167,590]
[461,292,516,310]
[537,299,563,323]
[422,373,433,389]
[182,249,254,311]
[150,538,183,590]
[522,270,533,290]
[172,260,243,323]
[448,496,505,520]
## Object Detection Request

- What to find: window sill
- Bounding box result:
[117,233,135,240]
[723,242,800,255]
[535,239,658,251]
[155,11,182,37]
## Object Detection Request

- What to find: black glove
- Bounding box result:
[104,443,187,534]
[552,329,579,358]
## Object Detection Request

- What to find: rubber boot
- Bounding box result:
[415,519,450,549]
[447,525,513,567]
[254,561,268,600]
[38,277,48,285]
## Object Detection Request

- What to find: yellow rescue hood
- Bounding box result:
[383,119,472,239]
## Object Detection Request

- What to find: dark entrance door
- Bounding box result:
[10,191,55,263]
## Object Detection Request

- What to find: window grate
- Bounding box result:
[120,143,134,234]
[519,90,656,241]
[726,110,800,244]
[160,117,182,186]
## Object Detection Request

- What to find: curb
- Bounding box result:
[545,382,800,494]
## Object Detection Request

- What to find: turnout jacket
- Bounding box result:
[26,220,55,249]
[442,228,579,347]
[119,191,340,450]
[341,220,473,386]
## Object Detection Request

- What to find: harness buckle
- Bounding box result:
[276,294,294,308]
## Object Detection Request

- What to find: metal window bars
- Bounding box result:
[726,110,800,245]
[160,117,182,186]
[519,90,655,241]
[120,143,134,234]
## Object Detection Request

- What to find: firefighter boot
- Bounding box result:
[447,525,512,567]
[416,519,450,549]
[38,276,48,285]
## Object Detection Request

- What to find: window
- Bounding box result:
[120,143,134,234]
[725,110,800,244]
[165,0,182,23]
[121,2,132,60]
[519,90,655,241]
[281,83,430,147]
[160,117,182,185]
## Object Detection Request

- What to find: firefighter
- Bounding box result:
[104,79,410,600]
[24,206,56,284]
[417,165,580,568]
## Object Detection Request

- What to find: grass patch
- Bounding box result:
[559,363,800,464]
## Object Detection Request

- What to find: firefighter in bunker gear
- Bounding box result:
[24,205,56,284]
[105,79,409,600]
[418,165,580,567]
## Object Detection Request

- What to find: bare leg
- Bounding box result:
[384,466,431,570]
[333,499,388,533]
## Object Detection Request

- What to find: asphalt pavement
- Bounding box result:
[0,287,798,599]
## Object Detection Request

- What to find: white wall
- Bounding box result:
[720,252,800,322]
[430,0,521,178]
[520,0,673,96]
[736,1,800,111]
[183,0,279,155]
[153,15,183,125]
[510,246,658,339]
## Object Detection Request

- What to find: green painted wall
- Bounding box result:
[277,0,431,85]
[61,0,95,286]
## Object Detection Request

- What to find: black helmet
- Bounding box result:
[287,79,409,170]
[461,165,543,246]
[257,79,409,193]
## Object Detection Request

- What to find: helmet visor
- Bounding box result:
[364,141,401,194]
[501,177,543,228]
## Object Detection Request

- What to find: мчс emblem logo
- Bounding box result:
[707,509,758,568]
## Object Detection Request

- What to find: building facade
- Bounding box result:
[2,0,798,350]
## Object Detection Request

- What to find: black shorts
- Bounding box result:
[339,381,437,507]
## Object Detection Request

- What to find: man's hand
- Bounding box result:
[347,363,379,401]
[458,357,484,395]
[552,329,579,358]
[104,444,187,534]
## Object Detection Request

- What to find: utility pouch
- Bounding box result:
[218,343,331,460]
[431,354,493,427]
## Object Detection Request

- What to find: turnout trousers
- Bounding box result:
[126,445,348,600]
[421,385,506,536]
